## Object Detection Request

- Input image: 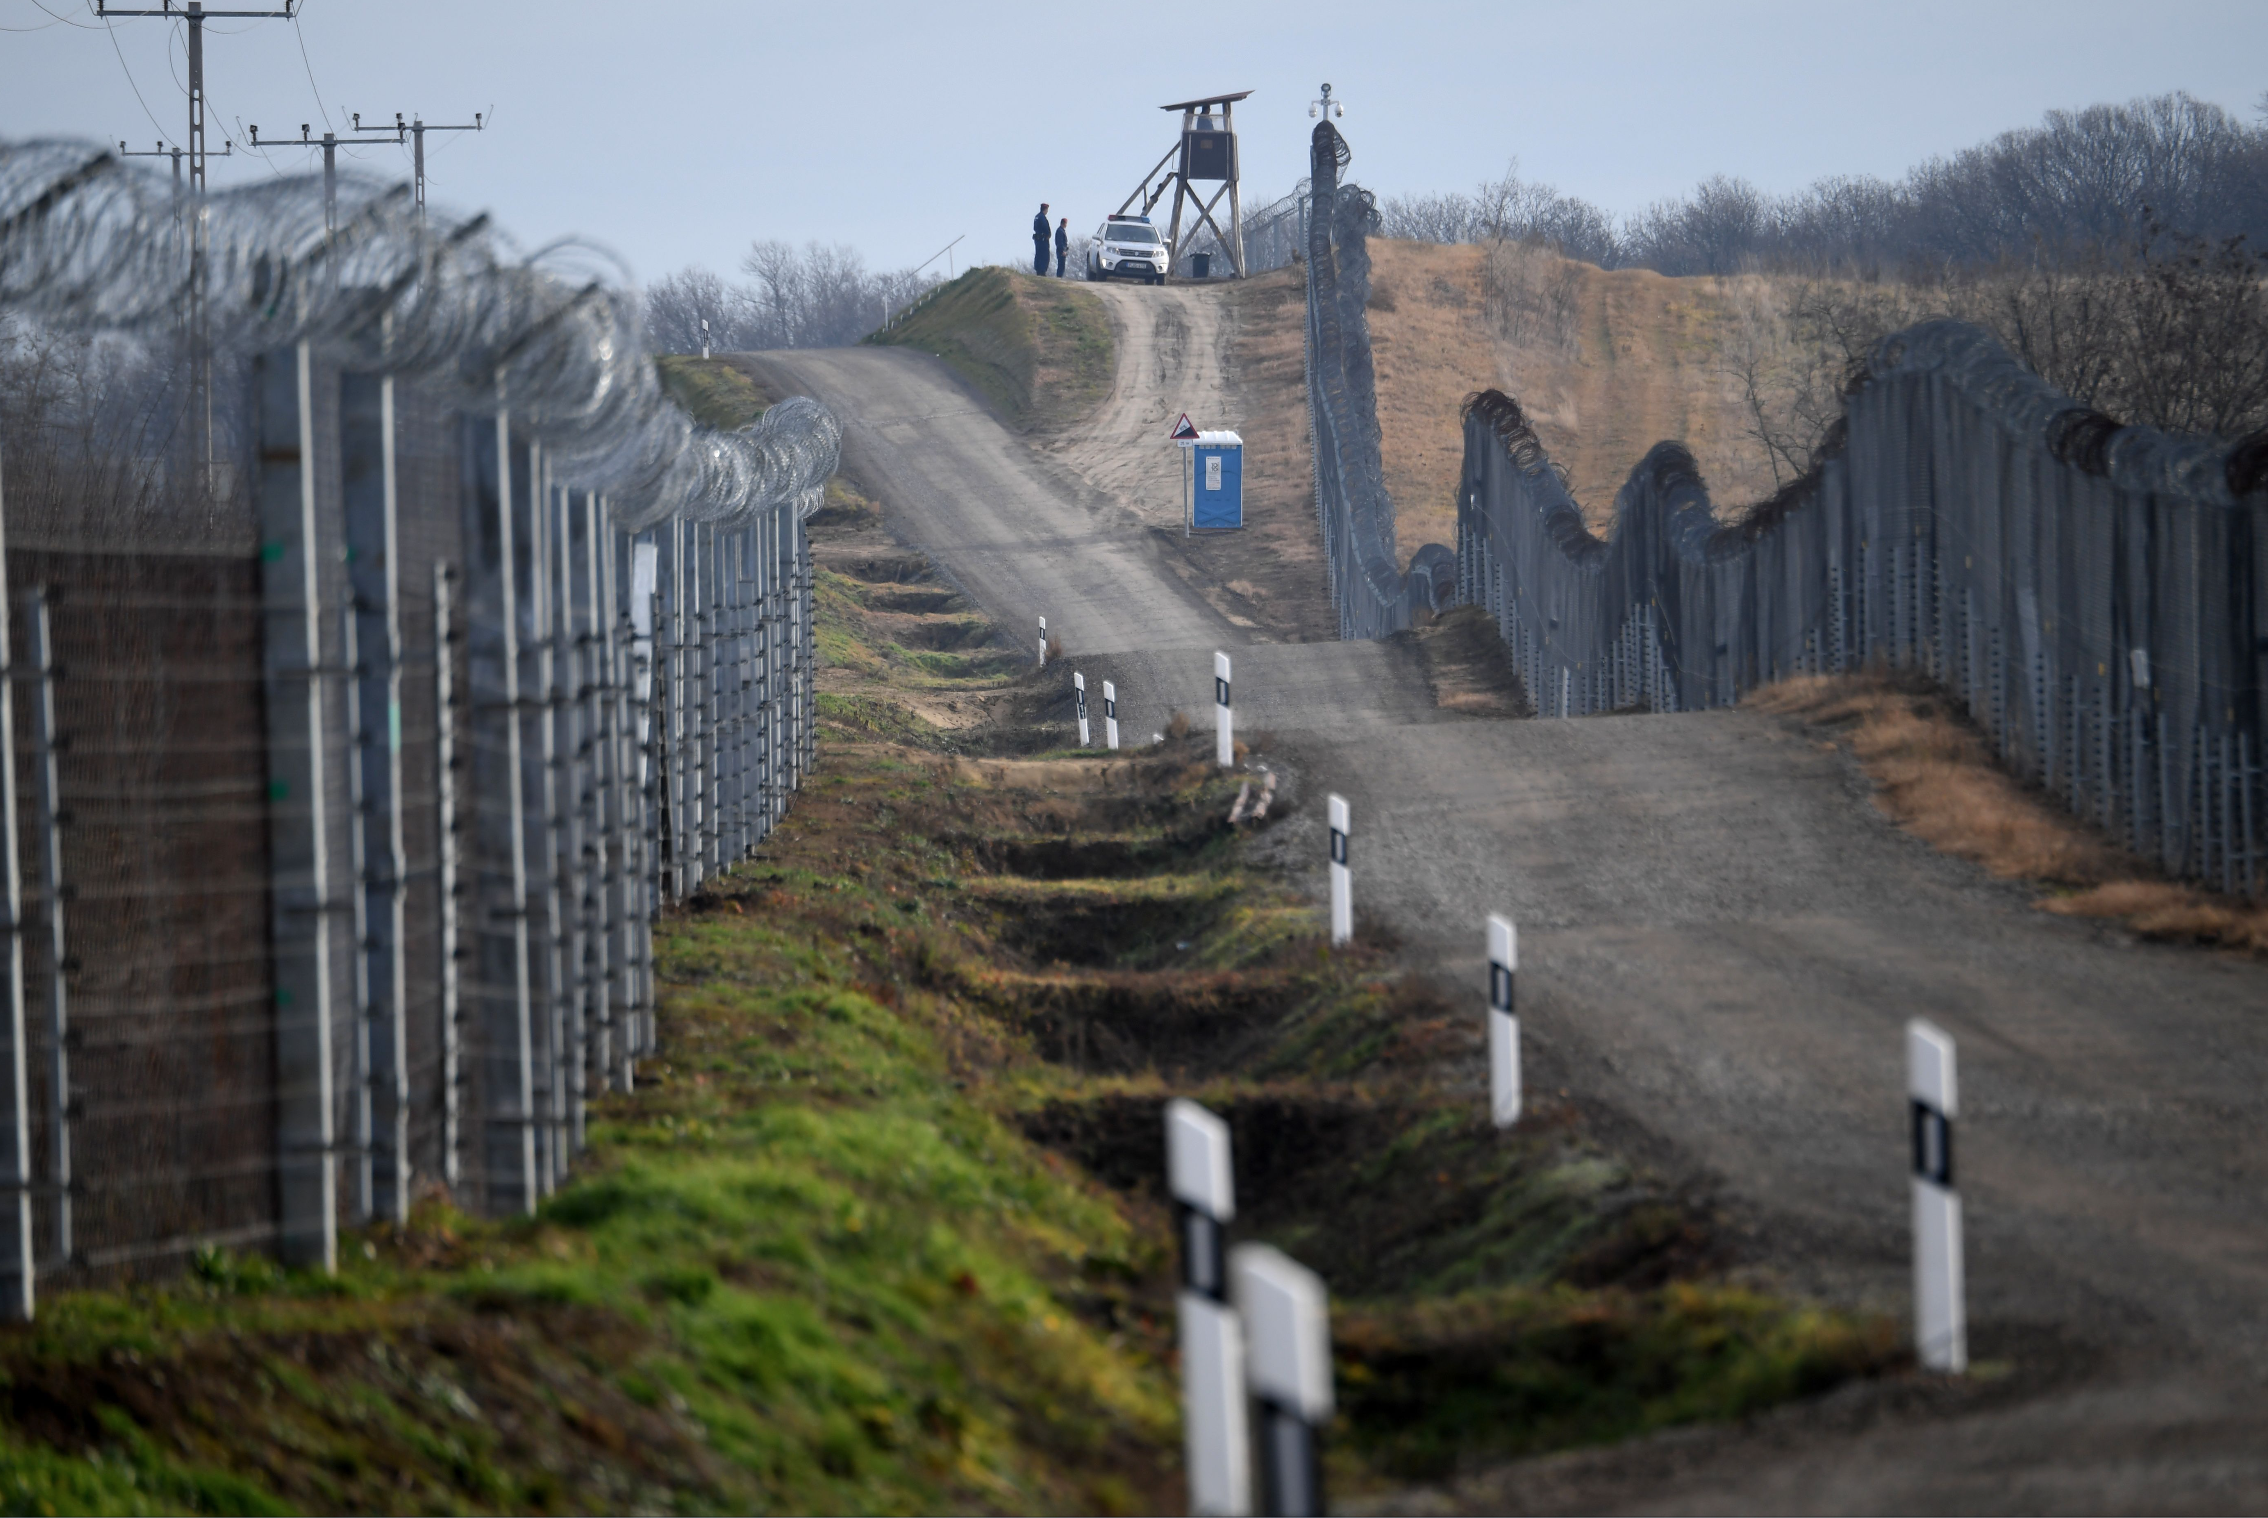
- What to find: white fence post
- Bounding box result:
[1038,614,1048,668]
[1487,914,1519,1127]
[1103,679,1120,751]
[1909,1019,1966,1373]
[1074,671,1090,748]
[1215,651,1234,768]
[1168,1098,1250,1517]
[1327,794,1351,946]
[1234,1244,1332,1518]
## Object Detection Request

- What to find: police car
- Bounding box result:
[1086,214,1167,284]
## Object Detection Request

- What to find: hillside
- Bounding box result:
[866,267,1114,433]
[849,249,1811,631]
[1361,238,1792,558]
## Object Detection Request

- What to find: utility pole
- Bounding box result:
[248,120,406,238]
[381,111,484,227]
[115,138,220,219]
[97,0,298,498]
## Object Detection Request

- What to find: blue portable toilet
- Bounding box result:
[1190,430,1244,530]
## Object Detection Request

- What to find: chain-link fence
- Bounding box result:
[1458,319,2268,895]
[0,138,837,1317]
[1304,124,1456,638]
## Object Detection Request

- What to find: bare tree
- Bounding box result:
[644,241,945,356]
[642,266,747,353]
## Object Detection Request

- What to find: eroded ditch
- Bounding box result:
[818,731,1911,1496]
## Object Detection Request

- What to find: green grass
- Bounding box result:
[657,355,772,430]
[1334,1282,1898,1482]
[0,501,1903,1512]
[867,268,1113,433]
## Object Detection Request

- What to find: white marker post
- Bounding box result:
[1038,615,1049,668]
[1214,651,1234,768]
[1103,680,1120,751]
[1327,794,1351,947]
[1908,1019,1966,1374]
[1487,914,1519,1127]
[1168,1099,1250,1517]
[1233,1245,1332,1518]
[1074,672,1091,748]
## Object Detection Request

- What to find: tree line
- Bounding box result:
[1378,91,2268,277]
[643,241,946,355]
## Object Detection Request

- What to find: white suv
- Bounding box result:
[1087,215,1167,284]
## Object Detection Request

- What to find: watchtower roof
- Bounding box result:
[1160,90,1253,112]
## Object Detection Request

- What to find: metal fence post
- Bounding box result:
[432,562,462,1192]
[549,481,585,1161]
[27,590,69,1271]
[0,449,32,1321]
[576,493,613,1097]
[257,343,338,1271]
[467,404,537,1217]
[668,517,689,900]
[341,371,409,1225]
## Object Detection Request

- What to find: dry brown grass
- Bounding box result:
[1360,242,1801,561]
[1210,265,1339,640]
[1751,672,2268,954]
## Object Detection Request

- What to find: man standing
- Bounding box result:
[1033,203,1051,276]
[1055,216,1070,278]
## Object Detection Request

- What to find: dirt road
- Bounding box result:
[1046,283,1234,532]
[748,335,2268,1512]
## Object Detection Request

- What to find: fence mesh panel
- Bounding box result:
[0,138,838,1310]
[1456,319,2266,894]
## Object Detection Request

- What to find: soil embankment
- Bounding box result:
[1361,238,1800,554]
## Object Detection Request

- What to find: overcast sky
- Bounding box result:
[4,0,2263,288]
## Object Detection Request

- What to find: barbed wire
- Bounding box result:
[0,135,839,529]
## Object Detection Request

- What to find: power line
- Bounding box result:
[289,5,332,131]
[101,9,178,149]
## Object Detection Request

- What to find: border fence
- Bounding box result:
[0,138,839,1318]
[1303,122,1457,639]
[1457,320,2268,895]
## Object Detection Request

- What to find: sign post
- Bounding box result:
[1214,651,1233,768]
[1173,413,1200,537]
[1234,1245,1332,1518]
[1103,680,1120,750]
[1908,1019,1966,1373]
[1487,914,1519,1127]
[1327,795,1350,946]
[1074,672,1091,748]
[1168,1099,1249,1517]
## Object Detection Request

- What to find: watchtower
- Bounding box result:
[1115,90,1252,280]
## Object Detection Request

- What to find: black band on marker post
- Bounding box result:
[1911,1099,1953,1188]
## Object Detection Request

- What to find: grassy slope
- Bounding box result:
[1360,239,1805,556]
[0,487,1899,1514]
[867,268,1113,434]
[656,355,774,430]
[1751,672,2268,955]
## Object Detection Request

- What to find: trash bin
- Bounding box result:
[1191,251,1212,279]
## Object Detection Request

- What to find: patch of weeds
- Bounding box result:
[1332,1282,1903,1482]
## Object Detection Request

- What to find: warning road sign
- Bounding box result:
[1169,413,1199,441]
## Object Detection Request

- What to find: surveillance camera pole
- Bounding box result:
[98,0,297,498]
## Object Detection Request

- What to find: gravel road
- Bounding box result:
[745,339,2268,1512]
